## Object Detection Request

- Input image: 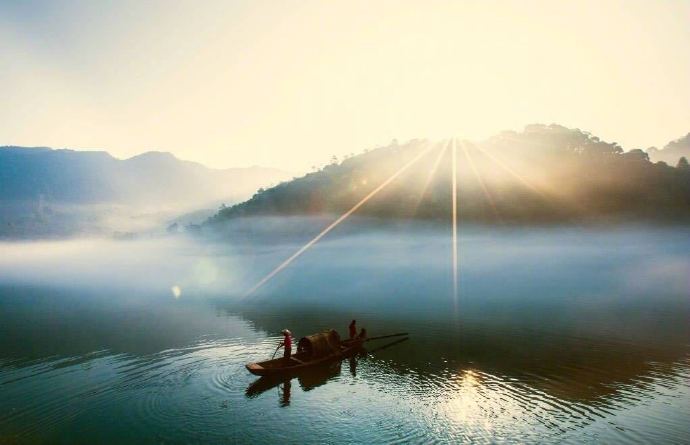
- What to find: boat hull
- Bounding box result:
[246,339,364,376]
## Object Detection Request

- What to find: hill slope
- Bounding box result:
[209,125,690,225]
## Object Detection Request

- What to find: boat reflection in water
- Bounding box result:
[246,361,344,406]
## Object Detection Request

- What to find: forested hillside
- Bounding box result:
[209,125,690,225]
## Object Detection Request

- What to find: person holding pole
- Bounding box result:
[279,329,292,359]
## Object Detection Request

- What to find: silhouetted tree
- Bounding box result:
[677,157,690,170]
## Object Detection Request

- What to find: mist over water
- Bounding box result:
[1,219,689,443]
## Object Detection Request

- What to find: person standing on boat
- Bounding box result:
[280,329,292,359]
[348,320,357,339]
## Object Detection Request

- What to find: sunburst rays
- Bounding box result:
[451,138,459,310]
[411,140,450,216]
[243,143,435,298]
[241,136,569,309]
[461,141,502,223]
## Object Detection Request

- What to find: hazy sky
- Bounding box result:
[1,0,689,172]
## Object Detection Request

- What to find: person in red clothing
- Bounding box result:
[280,329,292,359]
[348,320,357,339]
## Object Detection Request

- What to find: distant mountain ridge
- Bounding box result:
[0,146,292,237]
[0,146,291,207]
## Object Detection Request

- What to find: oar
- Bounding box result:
[364,332,408,342]
[271,345,282,359]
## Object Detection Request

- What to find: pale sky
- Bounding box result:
[1,0,689,172]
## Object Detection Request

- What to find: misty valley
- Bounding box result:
[2,125,690,444]
[4,2,690,442]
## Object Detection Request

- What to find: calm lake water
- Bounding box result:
[1,221,689,444]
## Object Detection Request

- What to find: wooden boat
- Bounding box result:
[246,330,364,377]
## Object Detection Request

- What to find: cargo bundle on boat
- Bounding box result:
[245,330,363,376]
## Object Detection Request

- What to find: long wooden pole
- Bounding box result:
[367,337,409,353]
[271,344,282,359]
[364,332,409,342]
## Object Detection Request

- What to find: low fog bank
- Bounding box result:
[1,217,688,310]
[235,218,690,308]
[0,235,243,298]
[0,200,220,240]
[1,217,688,364]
